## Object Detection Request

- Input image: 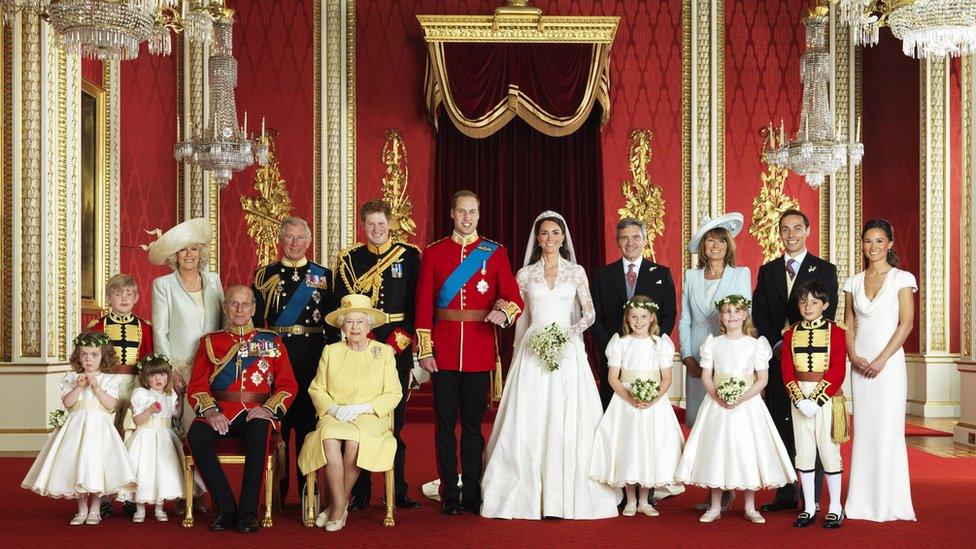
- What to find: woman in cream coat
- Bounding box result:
[146,218,223,430]
[679,213,751,427]
[299,294,402,532]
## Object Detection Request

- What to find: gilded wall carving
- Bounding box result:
[241,134,293,267]
[380,129,416,243]
[751,128,799,263]
[618,130,665,261]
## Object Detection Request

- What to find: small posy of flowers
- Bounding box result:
[48,409,68,429]
[528,323,568,372]
[629,378,660,402]
[716,377,747,405]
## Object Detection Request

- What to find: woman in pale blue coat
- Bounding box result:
[679,213,751,427]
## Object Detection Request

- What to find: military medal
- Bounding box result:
[477,279,489,294]
[250,371,264,386]
[391,262,403,279]
[292,269,300,282]
[481,260,487,275]
[312,309,322,323]
[312,289,321,303]
[258,358,269,372]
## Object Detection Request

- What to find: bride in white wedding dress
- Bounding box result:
[480,211,619,520]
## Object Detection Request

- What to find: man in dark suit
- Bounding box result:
[592,218,677,409]
[753,209,838,512]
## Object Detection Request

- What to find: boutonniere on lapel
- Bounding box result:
[808,265,817,273]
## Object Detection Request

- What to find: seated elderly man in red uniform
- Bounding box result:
[186,285,298,534]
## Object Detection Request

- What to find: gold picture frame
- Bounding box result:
[80,79,107,315]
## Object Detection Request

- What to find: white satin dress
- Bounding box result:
[118,388,186,504]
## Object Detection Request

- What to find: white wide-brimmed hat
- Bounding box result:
[325,294,388,328]
[144,218,212,266]
[687,212,744,253]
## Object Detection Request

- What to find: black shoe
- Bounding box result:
[462,501,481,515]
[394,495,421,509]
[236,513,260,534]
[823,511,845,529]
[99,501,114,519]
[209,512,237,531]
[760,500,799,512]
[122,501,137,517]
[794,511,816,527]
[441,500,462,515]
[348,492,370,511]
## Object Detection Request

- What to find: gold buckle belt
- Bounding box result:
[270,325,324,335]
[435,308,490,322]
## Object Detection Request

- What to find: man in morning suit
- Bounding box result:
[251,217,336,503]
[591,218,677,409]
[753,209,838,513]
[186,285,298,533]
[415,190,523,515]
[335,199,422,511]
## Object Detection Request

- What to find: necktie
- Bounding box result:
[626,263,637,298]
[787,258,797,280]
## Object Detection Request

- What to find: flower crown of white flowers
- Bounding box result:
[715,294,752,311]
[623,298,660,313]
[137,353,171,371]
[73,331,110,348]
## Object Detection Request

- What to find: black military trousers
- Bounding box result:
[432,369,490,505]
[279,337,325,501]
[187,415,272,517]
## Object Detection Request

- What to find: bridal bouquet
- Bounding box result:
[48,409,67,429]
[716,377,747,405]
[629,378,660,403]
[527,323,568,372]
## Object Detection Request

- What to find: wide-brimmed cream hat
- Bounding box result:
[687,212,744,253]
[325,294,388,328]
[145,218,212,266]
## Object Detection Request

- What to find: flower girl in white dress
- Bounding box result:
[589,296,684,517]
[118,354,186,522]
[674,295,795,524]
[21,332,137,525]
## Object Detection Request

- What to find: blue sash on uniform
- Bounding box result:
[436,241,498,308]
[274,263,326,326]
[210,332,276,392]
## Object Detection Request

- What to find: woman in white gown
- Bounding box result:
[480,211,619,520]
[844,219,917,522]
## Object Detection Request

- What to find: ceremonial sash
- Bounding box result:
[274,263,326,326]
[208,332,276,391]
[436,241,498,308]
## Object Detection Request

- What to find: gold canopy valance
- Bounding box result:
[417,12,620,138]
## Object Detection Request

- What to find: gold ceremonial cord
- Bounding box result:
[206,335,242,383]
[253,266,282,320]
[337,245,406,306]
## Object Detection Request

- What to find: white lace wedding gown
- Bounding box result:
[480,257,619,520]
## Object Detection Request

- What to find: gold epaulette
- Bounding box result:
[426,236,449,249]
[337,242,364,259]
[479,236,501,247]
[395,241,421,254]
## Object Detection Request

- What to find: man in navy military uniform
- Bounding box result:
[335,199,422,510]
[251,216,337,502]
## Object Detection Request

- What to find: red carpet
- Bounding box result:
[5,421,975,548]
[904,422,952,437]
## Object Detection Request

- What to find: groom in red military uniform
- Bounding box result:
[415,190,523,515]
[186,285,298,534]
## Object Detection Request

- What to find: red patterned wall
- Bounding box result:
[950,58,961,354]
[81,59,101,87]
[861,29,920,352]
[220,0,315,286]
[356,0,684,270]
[118,44,179,319]
[725,0,818,280]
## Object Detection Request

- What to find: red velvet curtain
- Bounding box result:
[442,42,593,119]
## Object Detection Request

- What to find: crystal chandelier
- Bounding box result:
[173,13,268,188]
[834,0,976,59]
[0,1,222,61]
[766,8,864,189]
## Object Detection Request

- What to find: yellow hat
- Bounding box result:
[325,294,388,328]
[144,218,212,266]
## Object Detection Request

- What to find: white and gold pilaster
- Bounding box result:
[956,54,976,446]
[1,12,81,451]
[315,0,357,266]
[907,56,960,418]
[103,60,121,276]
[681,0,724,272]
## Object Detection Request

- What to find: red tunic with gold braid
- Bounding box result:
[86,312,153,372]
[414,231,523,373]
[186,326,298,428]
[781,317,847,406]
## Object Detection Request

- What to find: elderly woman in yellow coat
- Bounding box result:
[298,294,402,532]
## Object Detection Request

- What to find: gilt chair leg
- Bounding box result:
[384,468,395,527]
[182,456,194,528]
[262,458,274,527]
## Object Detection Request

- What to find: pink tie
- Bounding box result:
[626,263,637,297]
[787,258,797,280]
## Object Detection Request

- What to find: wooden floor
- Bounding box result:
[905,415,976,458]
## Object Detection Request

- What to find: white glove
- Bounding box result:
[335,403,374,422]
[796,399,820,418]
[327,405,340,418]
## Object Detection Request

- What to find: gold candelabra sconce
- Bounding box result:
[381,129,417,243]
[240,131,293,267]
[751,126,799,262]
[618,130,665,261]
